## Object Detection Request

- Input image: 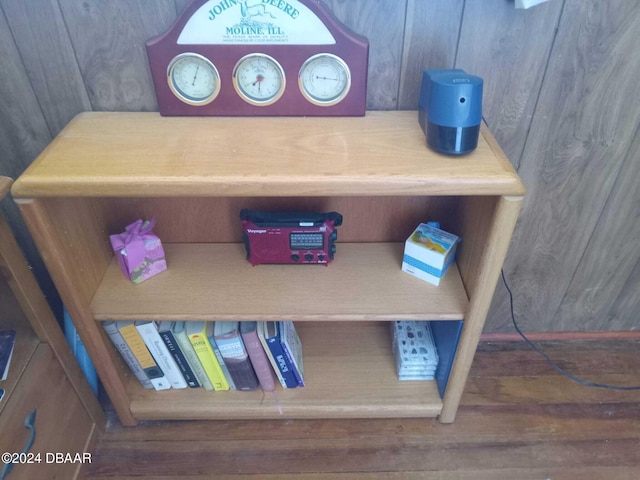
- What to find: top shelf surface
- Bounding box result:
[12,111,525,198]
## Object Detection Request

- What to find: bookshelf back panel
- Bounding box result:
[126,322,443,420]
[96,196,461,244]
[43,195,465,310]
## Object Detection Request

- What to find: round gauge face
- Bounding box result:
[298,54,351,107]
[233,54,286,106]
[167,53,220,106]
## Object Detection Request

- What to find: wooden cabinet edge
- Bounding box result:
[0,176,11,199]
[439,195,523,423]
[11,198,113,428]
[480,124,526,197]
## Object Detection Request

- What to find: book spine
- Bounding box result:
[258,323,287,388]
[216,335,259,391]
[188,332,230,391]
[282,348,302,387]
[266,332,298,388]
[118,322,170,391]
[136,322,188,389]
[102,321,152,389]
[280,321,304,387]
[208,335,237,390]
[173,327,213,391]
[242,329,276,392]
[159,330,200,388]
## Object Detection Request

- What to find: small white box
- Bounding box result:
[402,223,460,286]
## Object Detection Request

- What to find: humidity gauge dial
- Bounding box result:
[299,54,351,107]
[167,53,220,106]
[232,53,286,106]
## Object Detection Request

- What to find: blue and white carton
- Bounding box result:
[402,223,460,286]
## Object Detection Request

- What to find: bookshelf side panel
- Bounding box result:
[17,198,136,426]
[1,198,105,428]
[440,195,522,423]
[452,196,499,300]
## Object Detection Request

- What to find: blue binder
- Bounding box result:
[431,320,463,398]
[64,307,99,396]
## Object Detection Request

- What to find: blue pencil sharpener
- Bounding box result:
[418,69,483,155]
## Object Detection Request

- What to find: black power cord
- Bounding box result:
[501,270,640,391]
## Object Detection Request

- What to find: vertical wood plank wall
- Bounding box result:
[0,0,638,332]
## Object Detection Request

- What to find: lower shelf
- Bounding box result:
[125,322,444,420]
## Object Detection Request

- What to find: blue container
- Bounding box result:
[418,69,483,155]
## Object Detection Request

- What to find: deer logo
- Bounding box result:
[240,1,277,21]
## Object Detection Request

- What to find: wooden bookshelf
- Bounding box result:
[12,112,525,425]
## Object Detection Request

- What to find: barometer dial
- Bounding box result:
[299,53,351,106]
[167,53,220,106]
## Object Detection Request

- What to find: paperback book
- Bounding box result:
[136,321,188,389]
[186,321,230,391]
[214,322,259,391]
[158,321,200,388]
[102,321,153,389]
[171,321,213,391]
[279,321,305,387]
[240,321,276,392]
[258,321,288,388]
[262,321,299,388]
[117,321,170,391]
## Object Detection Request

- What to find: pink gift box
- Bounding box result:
[109,218,167,284]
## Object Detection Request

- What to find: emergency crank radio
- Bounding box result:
[240,209,343,266]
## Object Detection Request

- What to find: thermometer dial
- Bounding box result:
[167,53,220,106]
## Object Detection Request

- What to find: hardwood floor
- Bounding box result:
[86,339,640,479]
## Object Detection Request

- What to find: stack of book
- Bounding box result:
[391,320,439,381]
[102,321,304,392]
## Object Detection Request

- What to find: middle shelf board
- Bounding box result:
[91,243,469,321]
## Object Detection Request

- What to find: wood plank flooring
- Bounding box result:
[87,339,640,479]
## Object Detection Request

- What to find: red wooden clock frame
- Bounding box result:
[146,0,369,116]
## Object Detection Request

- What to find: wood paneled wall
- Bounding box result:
[0,0,638,332]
